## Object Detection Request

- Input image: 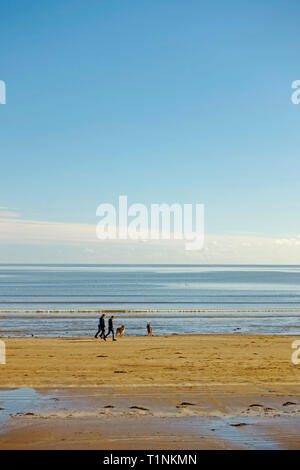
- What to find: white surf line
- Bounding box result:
[1,309,300,314]
[2,382,300,390]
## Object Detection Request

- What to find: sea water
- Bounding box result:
[0,264,300,337]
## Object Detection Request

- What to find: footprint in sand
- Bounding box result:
[104,405,115,409]
[176,402,196,408]
[282,401,297,407]
[129,406,149,411]
[248,404,264,408]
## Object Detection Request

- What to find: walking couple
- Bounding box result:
[95,313,116,341]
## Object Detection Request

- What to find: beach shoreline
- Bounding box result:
[1,335,300,449]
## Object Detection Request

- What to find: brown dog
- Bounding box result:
[147,323,152,336]
[116,325,125,337]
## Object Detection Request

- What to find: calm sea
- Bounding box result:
[1,264,300,336]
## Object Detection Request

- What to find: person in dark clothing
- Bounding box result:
[105,315,116,341]
[95,313,106,340]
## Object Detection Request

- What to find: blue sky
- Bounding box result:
[1,0,300,263]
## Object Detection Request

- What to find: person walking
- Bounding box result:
[105,315,116,341]
[95,313,106,340]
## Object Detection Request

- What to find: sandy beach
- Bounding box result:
[1,334,300,449]
[2,0,299,455]
[1,334,300,388]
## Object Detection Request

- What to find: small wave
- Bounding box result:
[1,308,300,314]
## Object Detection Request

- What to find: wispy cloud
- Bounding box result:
[0,211,20,218]
[0,206,20,218]
[0,217,95,243]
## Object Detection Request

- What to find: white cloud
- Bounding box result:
[275,236,300,246]
[0,216,300,264]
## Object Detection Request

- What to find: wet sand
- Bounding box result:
[1,334,300,449]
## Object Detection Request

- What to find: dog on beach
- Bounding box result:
[147,323,152,336]
[116,325,125,337]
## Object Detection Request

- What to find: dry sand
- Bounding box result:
[1,334,300,388]
[1,334,300,449]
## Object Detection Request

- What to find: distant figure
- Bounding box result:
[95,313,106,340]
[105,315,116,341]
[147,323,152,336]
[116,325,126,337]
